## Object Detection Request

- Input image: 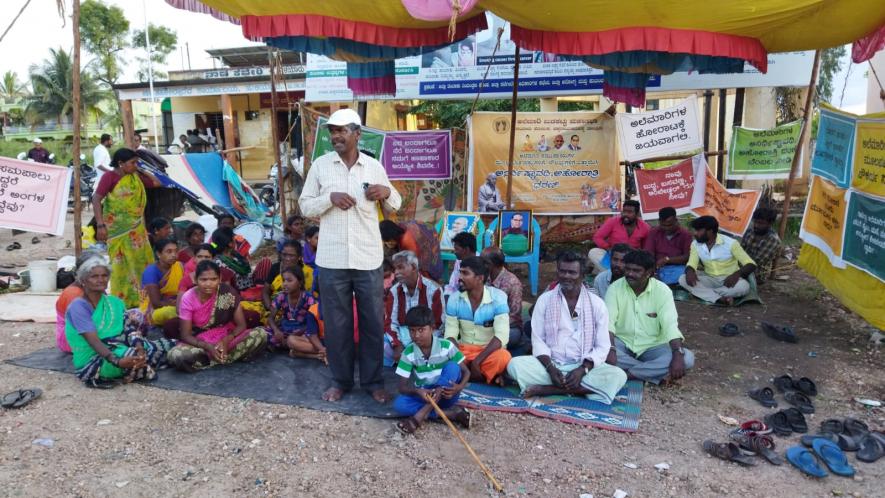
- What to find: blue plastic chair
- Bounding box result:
[435,217,486,280]
[484,217,541,296]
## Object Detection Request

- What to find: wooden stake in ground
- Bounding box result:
[421,392,503,493]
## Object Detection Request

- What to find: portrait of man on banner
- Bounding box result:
[440,211,479,251]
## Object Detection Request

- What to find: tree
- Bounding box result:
[411,98,541,129]
[131,24,178,82]
[775,46,846,124]
[0,70,28,103]
[27,47,105,125]
[79,0,129,118]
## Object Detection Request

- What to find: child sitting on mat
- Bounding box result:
[394,306,471,434]
[266,267,326,362]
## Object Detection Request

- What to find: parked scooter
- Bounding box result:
[68,154,95,206]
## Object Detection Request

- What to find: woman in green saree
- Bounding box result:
[92,148,161,308]
[64,255,176,388]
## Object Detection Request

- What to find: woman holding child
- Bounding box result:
[166,260,267,371]
[65,256,176,388]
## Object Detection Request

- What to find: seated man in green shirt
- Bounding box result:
[678,215,756,305]
[606,250,694,385]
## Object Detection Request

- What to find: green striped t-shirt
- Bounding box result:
[395,335,464,387]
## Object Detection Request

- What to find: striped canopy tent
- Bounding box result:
[168,0,885,105]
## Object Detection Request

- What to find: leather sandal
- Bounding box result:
[748,387,778,408]
[729,431,783,465]
[764,411,793,437]
[793,377,817,396]
[703,440,757,466]
[773,374,795,393]
[783,408,808,433]
[785,391,815,414]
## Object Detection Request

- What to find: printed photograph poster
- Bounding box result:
[799,175,849,266]
[439,211,480,252]
[691,167,761,236]
[811,104,857,188]
[633,153,707,219]
[469,111,619,215]
[851,119,885,198]
[382,130,451,180]
[841,190,885,282]
[727,120,802,180]
[616,95,703,163]
[0,156,71,236]
[312,116,386,163]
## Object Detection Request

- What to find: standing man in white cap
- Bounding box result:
[27,138,51,163]
[300,108,402,403]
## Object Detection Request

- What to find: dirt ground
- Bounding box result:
[0,217,883,497]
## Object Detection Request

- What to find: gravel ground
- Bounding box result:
[1,220,883,497]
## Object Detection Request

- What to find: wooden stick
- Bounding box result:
[421,392,503,493]
[220,145,257,154]
[71,0,82,258]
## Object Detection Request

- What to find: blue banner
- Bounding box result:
[811,106,856,188]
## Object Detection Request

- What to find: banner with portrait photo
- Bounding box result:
[841,190,885,281]
[726,120,802,180]
[691,167,761,236]
[633,154,707,220]
[0,156,71,236]
[811,104,857,188]
[616,95,703,163]
[468,111,619,215]
[799,175,849,266]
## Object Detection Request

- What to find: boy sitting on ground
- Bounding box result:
[394,306,471,434]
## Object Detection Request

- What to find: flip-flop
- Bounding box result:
[773,374,795,393]
[85,378,119,389]
[30,236,40,245]
[702,440,757,466]
[395,417,419,435]
[785,391,815,414]
[762,321,798,343]
[451,407,472,429]
[856,432,885,463]
[820,419,845,434]
[0,388,42,409]
[801,432,839,447]
[5,242,21,251]
[729,431,783,465]
[783,408,808,434]
[719,323,740,337]
[748,387,778,408]
[741,420,772,435]
[764,411,793,437]
[841,418,870,450]
[786,446,828,478]
[793,377,817,396]
[812,439,855,477]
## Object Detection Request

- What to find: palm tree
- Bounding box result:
[27,47,106,124]
[0,70,28,103]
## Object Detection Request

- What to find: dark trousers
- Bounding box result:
[318,265,385,391]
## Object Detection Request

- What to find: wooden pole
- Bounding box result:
[72,0,82,257]
[620,149,727,166]
[702,90,714,152]
[421,393,503,493]
[727,88,745,188]
[716,88,727,183]
[778,49,821,239]
[268,48,287,223]
[505,46,521,209]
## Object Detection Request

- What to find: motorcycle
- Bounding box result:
[68,154,96,207]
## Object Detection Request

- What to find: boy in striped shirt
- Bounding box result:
[394,306,472,434]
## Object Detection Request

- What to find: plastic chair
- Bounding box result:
[484,217,541,296]
[435,217,486,280]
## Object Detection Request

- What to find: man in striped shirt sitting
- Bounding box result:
[394,306,471,434]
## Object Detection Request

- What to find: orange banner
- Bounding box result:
[692,168,760,236]
[799,175,848,265]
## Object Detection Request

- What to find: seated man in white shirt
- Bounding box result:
[507,251,627,404]
[678,216,756,305]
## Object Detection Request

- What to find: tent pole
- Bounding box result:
[778,49,821,239]
[727,88,745,188]
[268,48,287,224]
[505,46,521,209]
[72,0,82,257]
[716,88,727,183]
[702,90,714,152]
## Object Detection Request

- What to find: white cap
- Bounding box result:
[326,108,362,127]
[32,137,42,144]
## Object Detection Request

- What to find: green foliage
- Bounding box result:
[410,98,540,129]
[27,47,106,123]
[1,71,28,103]
[79,0,129,87]
[775,46,846,125]
[132,24,178,82]
[0,139,73,165]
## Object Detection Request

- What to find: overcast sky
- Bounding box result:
[0,0,872,113]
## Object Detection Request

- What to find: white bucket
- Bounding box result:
[28,260,57,293]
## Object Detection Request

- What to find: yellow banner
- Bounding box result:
[469,112,620,214]
[799,175,848,263]
[851,120,885,197]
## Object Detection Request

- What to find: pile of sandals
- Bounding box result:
[703,374,884,477]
